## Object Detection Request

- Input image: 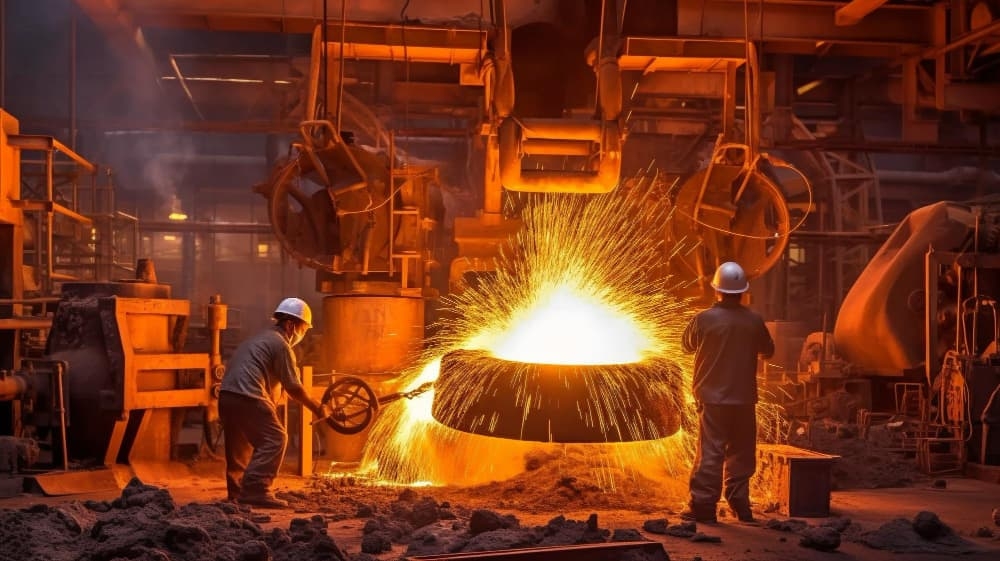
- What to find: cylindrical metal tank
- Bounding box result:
[322,294,424,375]
[321,293,424,461]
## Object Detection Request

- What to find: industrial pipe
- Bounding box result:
[0,372,29,401]
[877,167,1000,187]
[207,294,227,382]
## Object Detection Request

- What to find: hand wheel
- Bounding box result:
[317,376,379,434]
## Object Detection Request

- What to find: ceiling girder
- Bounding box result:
[835,0,891,27]
[678,0,933,52]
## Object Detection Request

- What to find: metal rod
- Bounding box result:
[0,296,61,304]
[45,149,54,294]
[170,54,204,120]
[336,0,347,131]
[594,0,606,112]
[322,0,328,117]
[389,131,396,278]
[56,362,69,471]
[925,249,936,389]
[917,19,1000,60]
[1,0,5,107]
[69,8,77,152]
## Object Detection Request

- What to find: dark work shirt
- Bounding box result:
[220,326,303,406]
[682,300,775,405]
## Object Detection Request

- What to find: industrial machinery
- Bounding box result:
[251,0,798,452]
[770,200,1000,470]
[313,377,434,435]
[0,266,227,492]
[0,108,228,493]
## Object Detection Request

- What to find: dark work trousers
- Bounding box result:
[689,402,757,514]
[219,391,288,499]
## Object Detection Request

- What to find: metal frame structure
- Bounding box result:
[98,296,212,468]
[788,116,884,310]
[9,134,138,293]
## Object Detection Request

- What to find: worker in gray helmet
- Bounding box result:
[218,297,328,508]
[680,262,774,524]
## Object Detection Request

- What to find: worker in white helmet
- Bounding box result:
[218,297,327,508]
[680,262,775,524]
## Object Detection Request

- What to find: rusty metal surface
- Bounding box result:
[433,350,685,443]
[30,468,121,496]
[5,135,97,173]
[833,202,979,375]
[407,541,668,561]
[322,295,424,376]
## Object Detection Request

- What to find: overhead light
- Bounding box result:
[797,79,823,96]
[163,234,177,241]
[160,76,292,85]
[168,194,188,221]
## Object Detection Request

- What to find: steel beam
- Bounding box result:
[619,37,745,71]
[916,18,1000,60]
[115,0,555,31]
[678,0,934,50]
[407,542,668,561]
[21,116,301,133]
[835,0,891,27]
[771,139,1000,157]
[7,135,97,172]
[11,200,94,226]
[140,220,272,234]
[942,82,1000,113]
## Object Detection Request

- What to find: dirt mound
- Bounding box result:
[849,511,983,554]
[0,478,349,561]
[788,420,923,489]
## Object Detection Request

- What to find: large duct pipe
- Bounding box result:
[877,166,1000,187]
[0,373,29,401]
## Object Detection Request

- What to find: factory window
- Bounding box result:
[215,233,248,262]
[787,243,805,264]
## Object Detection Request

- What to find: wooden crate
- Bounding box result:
[755,444,839,517]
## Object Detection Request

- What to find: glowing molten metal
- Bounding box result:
[357,185,701,485]
[491,283,653,365]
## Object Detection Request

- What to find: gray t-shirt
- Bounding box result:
[220,326,303,406]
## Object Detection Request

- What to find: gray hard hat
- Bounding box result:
[711,262,749,294]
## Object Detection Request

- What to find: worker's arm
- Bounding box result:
[275,346,325,417]
[284,383,324,417]
[681,316,699,354]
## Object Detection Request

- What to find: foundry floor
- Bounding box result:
[2,461,1000,561]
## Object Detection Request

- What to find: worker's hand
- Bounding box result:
[313,401,332,420]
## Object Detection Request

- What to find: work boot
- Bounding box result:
[728,500,757,524]
[679,507,717,524]
[239,493,289,509]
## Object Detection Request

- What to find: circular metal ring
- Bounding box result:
[321,376,379,435]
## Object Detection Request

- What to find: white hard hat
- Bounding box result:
[274,297,313,328]
[711,262,749,294]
